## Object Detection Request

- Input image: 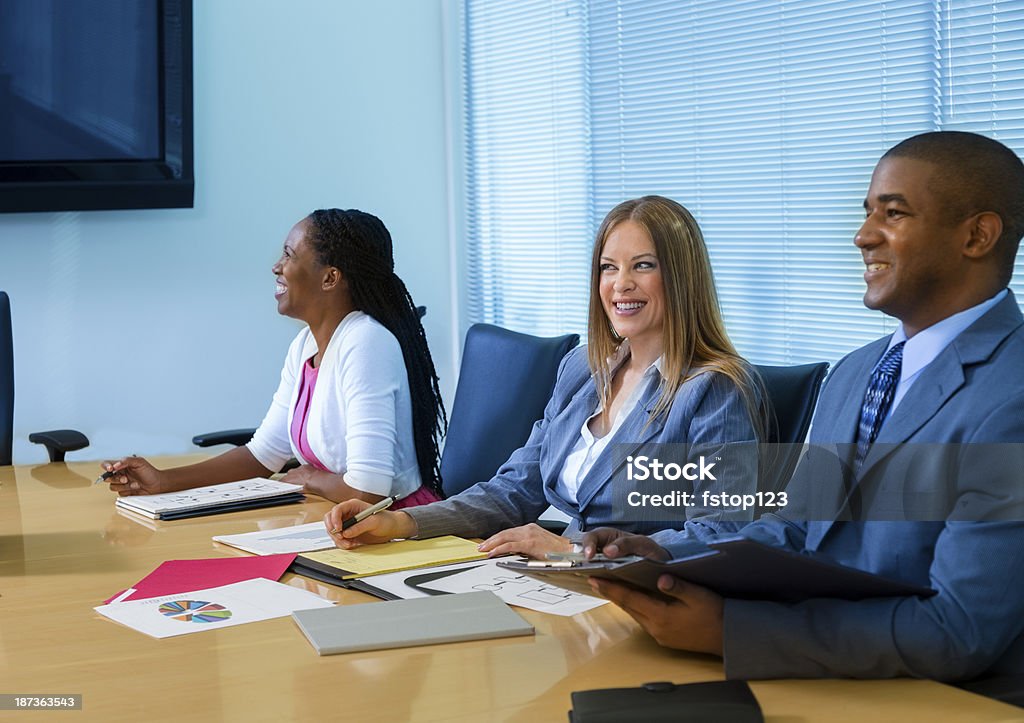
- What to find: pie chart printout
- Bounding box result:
[158,600,233,624]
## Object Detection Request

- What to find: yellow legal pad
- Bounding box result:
[293,536,487,581]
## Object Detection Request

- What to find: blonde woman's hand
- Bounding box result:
[324,499,417,549]
[477,523,573,559]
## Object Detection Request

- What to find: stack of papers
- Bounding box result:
[213,529,606,617]
[115,478,304,520]
[213,521,334,555]
[292,536,487,581]
[354,557,607,617]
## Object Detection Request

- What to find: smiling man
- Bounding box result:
[582,131,1024,703]
[859,142,1015,335]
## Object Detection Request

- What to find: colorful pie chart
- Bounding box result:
[158,600,233,623]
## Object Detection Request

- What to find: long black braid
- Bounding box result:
[306,209,448,497]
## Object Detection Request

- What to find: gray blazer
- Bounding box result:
[662,291,1024,681]
[408,345,759,539]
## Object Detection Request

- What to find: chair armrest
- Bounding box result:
[191,429,298,473]
[191,428,257,448]
[28,429,90,462]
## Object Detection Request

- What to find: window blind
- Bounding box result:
[461,0,1024,364]
[462,0,593,337]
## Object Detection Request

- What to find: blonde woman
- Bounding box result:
[326,196,764,558]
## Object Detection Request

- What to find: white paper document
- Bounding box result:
[361,558,607,617]
[94,578,333,638]
[115,478,303,519]
[213,521,335,555]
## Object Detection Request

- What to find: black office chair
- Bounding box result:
[754,362,829,445]
[753,361,829,492]
[0,291,91,465]
[440,324,579,497]
[536,358,830,533]
[192,306,430,468]
[0,291,13,466]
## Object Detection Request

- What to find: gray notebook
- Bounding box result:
[291,590,534,655]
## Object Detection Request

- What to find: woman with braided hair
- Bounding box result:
[100,209,447,507]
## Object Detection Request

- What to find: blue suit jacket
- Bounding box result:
[408,345,759,539]
[661,292,1024,681]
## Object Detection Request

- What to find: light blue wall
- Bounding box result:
[0,0,455,464]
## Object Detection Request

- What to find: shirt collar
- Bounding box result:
[608,339,666,380]
[887,288,1008,381]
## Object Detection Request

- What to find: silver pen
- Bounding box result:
[331,494,399,534]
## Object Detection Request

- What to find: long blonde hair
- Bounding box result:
[586,196,764,436]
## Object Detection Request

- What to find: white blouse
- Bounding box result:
[554,350,664,504]
[246,311,422,497]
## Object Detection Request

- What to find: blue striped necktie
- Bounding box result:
[854,341,905,470]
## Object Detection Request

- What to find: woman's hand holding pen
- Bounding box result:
[324,499,417,549]
[98,456,172,496]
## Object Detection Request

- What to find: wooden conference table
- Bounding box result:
[1,456,1021,722]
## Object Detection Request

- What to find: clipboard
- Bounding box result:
[498,537,936,603]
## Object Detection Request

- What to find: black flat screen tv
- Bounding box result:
[0,0,193,213]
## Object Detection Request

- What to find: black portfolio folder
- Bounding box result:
[499,537,936,603]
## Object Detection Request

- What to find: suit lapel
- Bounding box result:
[543,381,600,483]
[858,294,1023,475]
[855,351,965,473]
[811,340,898,543]
[823,347,879,445]
[803,343,879,550]
[575,374,666,512]
[816,293,1023,543]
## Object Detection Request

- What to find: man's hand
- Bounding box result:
[477,523,573,559]
[591,574,724,656]
[581,527,671,561]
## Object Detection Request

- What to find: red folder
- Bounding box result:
[103,553,297,603]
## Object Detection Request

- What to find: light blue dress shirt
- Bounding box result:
[882,288,1007,422]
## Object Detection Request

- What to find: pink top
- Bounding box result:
[290,358,329,472]
[290,355,441,508]
[392,484,442,509]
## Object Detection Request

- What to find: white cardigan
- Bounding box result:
[246,311,422,497]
